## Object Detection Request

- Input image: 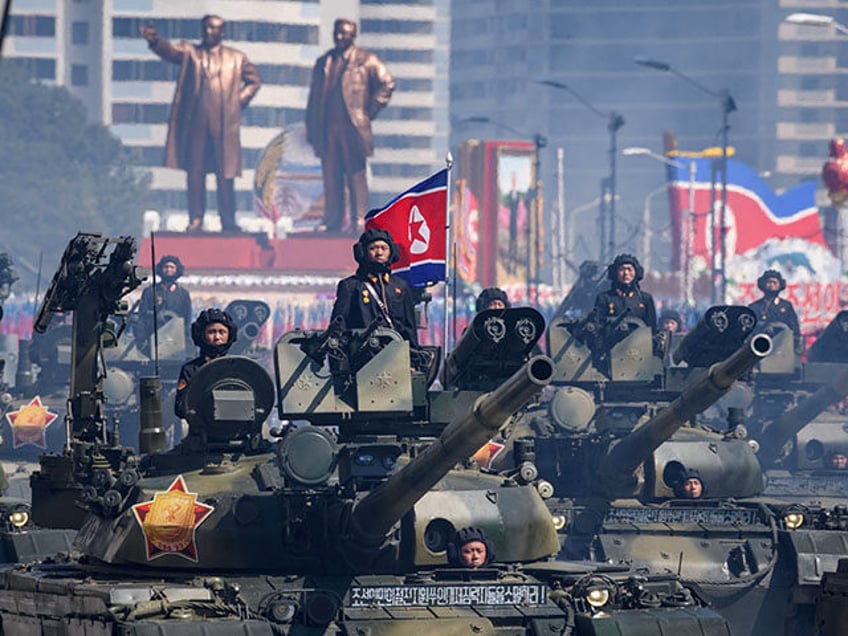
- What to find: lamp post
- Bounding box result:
[461,116,547,303]
[622,147,694,303]
[538,79,624,265]
[634,57,736,305]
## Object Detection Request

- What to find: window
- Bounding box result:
[72,21,89,45]
[9,15,55,37]
[71,64,88,86]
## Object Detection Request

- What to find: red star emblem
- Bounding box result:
[409,216,426,244]
[6,396,57,449]
[131,475,214,562]
[472,441,506,469]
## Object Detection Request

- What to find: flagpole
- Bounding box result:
[442,152,454,356]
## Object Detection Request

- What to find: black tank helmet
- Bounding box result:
[659,308,682,328]
[757,269,786,293]
[446,526,495,567]
[191,308,238,358]
[353,228,400,266]
[607,253,644,283]
[155,255,184,280]
[475,287,510,313]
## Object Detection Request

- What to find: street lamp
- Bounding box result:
[620,147,685,271]
[459,116,547,303]
[537,79,625,265]
[621,146,697,305]
[634,57,736,305]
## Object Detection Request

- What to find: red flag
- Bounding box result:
[364,169,447,287]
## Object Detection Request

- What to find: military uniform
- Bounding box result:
[331,271,418,346]
[593,287,657,333]
[749,296,800,340]
[174,355,205,419]
[136,281,193,348]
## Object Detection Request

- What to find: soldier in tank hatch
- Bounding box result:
[175,308,238,419]
[475,287,510,312]
[135,255,193,353]
[331,229,418,347]
[593,254,657,333]
[658,308,683,334]
[447,527,495,569]
[748,269,801,346]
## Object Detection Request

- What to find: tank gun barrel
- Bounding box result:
[350,355,554,545]
[603,334,772,482]
[758,367,848,465]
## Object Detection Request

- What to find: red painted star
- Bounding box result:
[131,475,215,562]
[6,396,57,449]
[472,441,506,469]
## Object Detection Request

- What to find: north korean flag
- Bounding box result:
[365,169,448,287]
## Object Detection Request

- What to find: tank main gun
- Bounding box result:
[599,333,772,494]
[350,355,555,546]
[757,367,848,466]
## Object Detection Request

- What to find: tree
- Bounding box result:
[0,63,151,287]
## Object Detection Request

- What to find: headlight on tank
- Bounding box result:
[551,513,567,531]
[585,586,611,608]
[8,508,29,529]
[784,511,805,530]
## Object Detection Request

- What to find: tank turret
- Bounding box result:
[73,353,560,572]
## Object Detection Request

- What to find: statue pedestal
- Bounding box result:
[138,231,353,275]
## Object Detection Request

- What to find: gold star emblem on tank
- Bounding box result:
[6,396,58,449]
[131,475,214,562]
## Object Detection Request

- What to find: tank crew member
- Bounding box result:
[447,526,494,569]
[475,287,510,312]
[175,308,238,419]
[135,255,193,352]
[828,451,848,470]
[331,229,418,346]
[748,269,801,344]
[593,254,657,333]
[658,308,683,334]
[672,468,704,499]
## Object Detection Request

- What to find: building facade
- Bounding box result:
[449,0,837,276]
[4,0,448,223]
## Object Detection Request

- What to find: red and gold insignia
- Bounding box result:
[6,396,57,449]
[176,379,187,391]
[131,475,214,562]
[472,440,506,469]
[394,287,402,294]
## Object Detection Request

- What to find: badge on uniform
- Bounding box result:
[362,289,370,304]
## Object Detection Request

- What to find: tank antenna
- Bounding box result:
[150,231,160,376]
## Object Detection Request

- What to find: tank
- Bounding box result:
[0,242,732,635]
[745,311,848,502]
[494,306,848,636]
[0,249,78,562]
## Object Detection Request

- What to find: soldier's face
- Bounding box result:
[662,318,680,333]
[682,478,702,498]
[459,541,487,568]
[334,23,357,52]
[486,299,506,310]
[367,240,391,264]
[830,453,848,470]
[202,17,224,47]
[161,262,178,277]
[763,277,781,293]
[204,322,229,346]
[617,263,636,285]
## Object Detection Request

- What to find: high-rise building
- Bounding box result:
[449,0,831,275]
[4,0,448,222]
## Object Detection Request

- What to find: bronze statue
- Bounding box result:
[306,18,395,234]
[141,15,262,233]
